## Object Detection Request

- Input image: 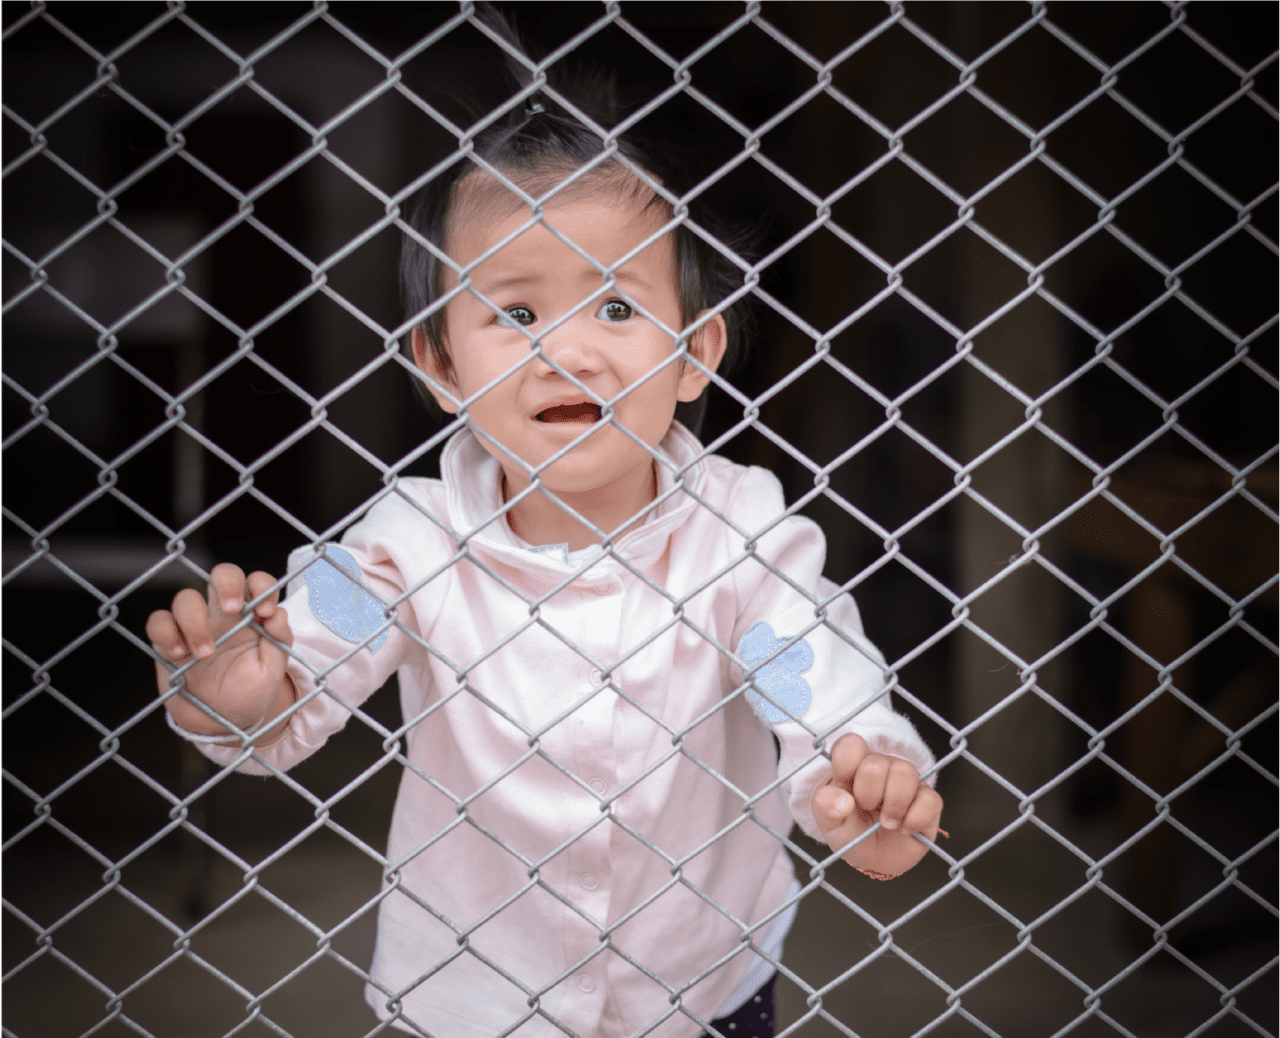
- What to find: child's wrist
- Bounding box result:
[255,674,298,747]
[165,675,295,745]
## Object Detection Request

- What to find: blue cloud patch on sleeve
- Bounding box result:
[305,545,388,653]
[737,621,813,725]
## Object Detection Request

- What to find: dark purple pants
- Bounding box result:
[699,976,775,1038]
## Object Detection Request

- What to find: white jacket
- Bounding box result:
[192,424,934,1038]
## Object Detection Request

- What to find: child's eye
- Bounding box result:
[503,305,535,327]
[596,299,633,322]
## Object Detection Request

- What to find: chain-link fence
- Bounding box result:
[3,2,1277,1037]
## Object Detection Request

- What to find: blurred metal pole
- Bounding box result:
[951,2,1068,812]
[174,336,207,533]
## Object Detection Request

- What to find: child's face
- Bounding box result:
[415,191,726,498]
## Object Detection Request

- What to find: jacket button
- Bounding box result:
[581,873,599,890]
[577,974,595,993]
[589,777,607,794]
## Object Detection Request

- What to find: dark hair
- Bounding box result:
[398,8,754,433]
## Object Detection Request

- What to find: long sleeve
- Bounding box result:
[179,505,426,777]
[723,465,935,842]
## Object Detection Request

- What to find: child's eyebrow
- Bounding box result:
[472,267,657,297]
[471,272,542,295]
[610,268,655,293]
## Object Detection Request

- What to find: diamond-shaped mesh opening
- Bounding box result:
[4,4,1276,1037]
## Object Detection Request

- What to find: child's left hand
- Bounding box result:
[811,733,944,879]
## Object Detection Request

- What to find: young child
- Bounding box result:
[147,20,943,1038]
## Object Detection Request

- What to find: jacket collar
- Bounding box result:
[440,422,708,574]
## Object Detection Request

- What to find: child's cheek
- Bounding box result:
[461,331,518,385]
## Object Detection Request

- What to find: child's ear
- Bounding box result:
[411,325,460,414]
[676,310,728,403]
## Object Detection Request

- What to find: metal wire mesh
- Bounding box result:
[3,2,1277,1037]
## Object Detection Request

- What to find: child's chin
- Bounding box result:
[531,447,628,488]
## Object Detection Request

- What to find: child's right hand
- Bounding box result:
[146,564,295,737]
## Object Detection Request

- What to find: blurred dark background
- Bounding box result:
[3,3,1276,1036]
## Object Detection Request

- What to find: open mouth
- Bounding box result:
[536,403,601,424]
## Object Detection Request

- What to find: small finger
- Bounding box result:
[878,760,921,831]
[811,782,856,835]
[171,587,214,657]
[902,787,944,838]
[145,609,189,659]
[246,571,281,617]
[830,733,869,788]
[260,603,293,646]
[209,562,248,615]
[851,753,890,819]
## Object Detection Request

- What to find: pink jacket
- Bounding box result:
[193,424,935,1037]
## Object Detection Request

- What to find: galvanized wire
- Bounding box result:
[3,2,1277,1037]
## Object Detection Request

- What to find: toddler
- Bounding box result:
[148,19,943,1038]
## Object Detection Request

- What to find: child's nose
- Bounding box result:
[535,311,603,378]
